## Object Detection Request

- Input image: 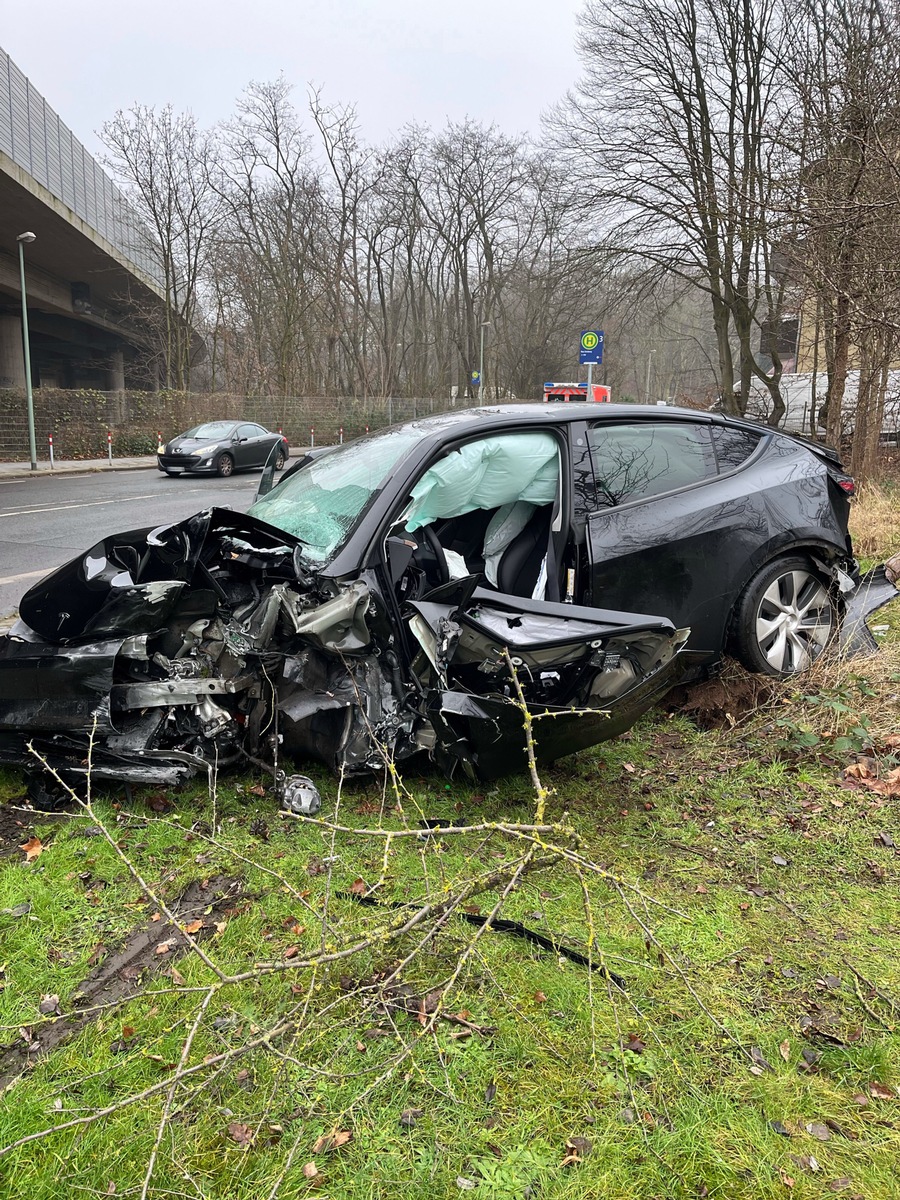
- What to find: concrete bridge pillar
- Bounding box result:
[107,349,125,391]
[0,315,27,388]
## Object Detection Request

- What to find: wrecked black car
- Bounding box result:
[0,404,889,802]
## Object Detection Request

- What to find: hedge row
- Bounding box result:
[0,391,491,461]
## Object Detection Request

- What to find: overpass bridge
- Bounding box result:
[0,47,167,391]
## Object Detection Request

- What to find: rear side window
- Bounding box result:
[711,425,762,471]
[586,421,717,508]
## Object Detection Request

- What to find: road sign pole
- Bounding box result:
[587,361,593,402]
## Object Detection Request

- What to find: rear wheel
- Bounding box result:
[274,449,286,470]
[732,555,837,676]
[215,452,234,478]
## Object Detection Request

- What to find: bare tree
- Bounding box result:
[554,0,792,421]
[782,0,900,477]
[101,106,220,389]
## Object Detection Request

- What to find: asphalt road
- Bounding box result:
[0,468,261,616]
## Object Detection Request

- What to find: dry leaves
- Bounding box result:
[561,1135,593,1167]
[312,1129,352,1153]
[842,761,900,797]
[806,1122,831,1142]
[749,1046,774,1075]
[182,918,203,934]
[20,836,43,861]
[227,1122,253,1147]
[869,1081,896,1100]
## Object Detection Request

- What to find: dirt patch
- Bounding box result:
[668,673,774,729]
[0,802,70,860]
[0,874,244,1091]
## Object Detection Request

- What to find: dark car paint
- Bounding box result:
[0,403,882,798]
[158,422,289,475]
[581,431,853,655]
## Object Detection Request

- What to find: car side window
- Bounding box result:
[710,425,762,471]
[237,424,258,439]
[249,424,268,437]
[586,421,717,508]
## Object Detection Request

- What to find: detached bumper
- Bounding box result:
[840,556,900,655]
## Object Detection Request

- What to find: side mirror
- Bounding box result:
[256,442,281,501]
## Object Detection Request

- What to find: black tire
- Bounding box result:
[274,449,286,470]
[732,555,837,676]
[215,452,235,478]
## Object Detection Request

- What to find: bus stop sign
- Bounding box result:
[579,330,604,365]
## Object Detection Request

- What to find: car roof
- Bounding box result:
[392,402,750,433]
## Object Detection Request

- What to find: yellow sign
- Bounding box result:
[581,331,599,351]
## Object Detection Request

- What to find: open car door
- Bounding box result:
[406,583,689,780]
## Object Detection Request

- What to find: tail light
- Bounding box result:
[826,464,855,496]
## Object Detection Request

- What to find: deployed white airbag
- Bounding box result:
[405,433,559,532]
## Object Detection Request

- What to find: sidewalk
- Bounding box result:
[0,455,159,481]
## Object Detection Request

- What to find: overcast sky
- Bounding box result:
[4,0,583,156]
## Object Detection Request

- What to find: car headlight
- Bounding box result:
[193,444,219,456]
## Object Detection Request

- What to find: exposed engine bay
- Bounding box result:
[0,507,688,803]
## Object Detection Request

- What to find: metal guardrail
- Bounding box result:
[0,46,164,292]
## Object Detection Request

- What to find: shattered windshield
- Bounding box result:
[248,427,429,563]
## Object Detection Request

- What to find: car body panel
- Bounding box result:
[583,431,852,655]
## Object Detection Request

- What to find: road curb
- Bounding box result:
[0,462,157,481]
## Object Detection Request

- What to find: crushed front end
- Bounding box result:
[0,508,689,799]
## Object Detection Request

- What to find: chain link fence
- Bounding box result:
[0,390,542,462]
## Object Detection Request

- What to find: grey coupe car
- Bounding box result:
[157,421,289,477]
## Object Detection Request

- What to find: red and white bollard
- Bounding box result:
[310,426,315,448]
[365,424,369,435]
[107,430,113,465]
[157,430,163,451]
[339,426,344,444]
[48,433,55,469]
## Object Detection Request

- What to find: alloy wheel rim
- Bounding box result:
[755,569,833,672]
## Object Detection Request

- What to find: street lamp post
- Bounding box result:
[478,320,491,403]
[644,346,656,405]
[17,232,37,471]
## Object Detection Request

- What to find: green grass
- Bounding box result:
[1,639,899,1198]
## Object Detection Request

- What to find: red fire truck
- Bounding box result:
[542,381,611,403]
